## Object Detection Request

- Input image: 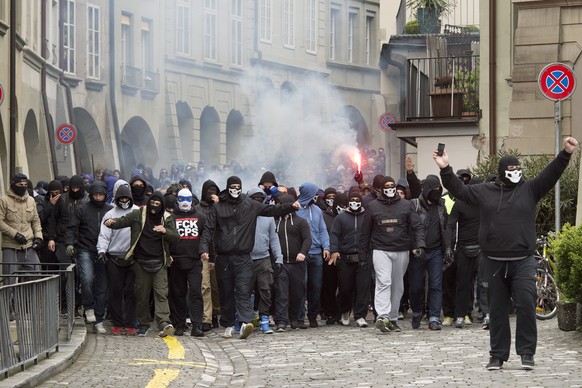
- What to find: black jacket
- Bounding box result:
[358,195,425,261]
[171,207,206,269]
[411,175,448,252]
[65,201,113,254]
[275,213,312,263]
[444,198,480,249]
[440,149,572,258]
[330,209,366,256]
[200,192,296,255]
[48,192,89,242]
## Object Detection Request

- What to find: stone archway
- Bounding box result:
[120,116,159,177]
[73,107,105,174]
[23,109,51,181]
[199,106,221,166]
[226,109,245,163]
[336,105,370,147]
[176,101,194,163]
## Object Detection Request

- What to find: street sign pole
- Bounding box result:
[555,100,561,232]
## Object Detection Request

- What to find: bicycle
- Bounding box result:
[534,235,560,320]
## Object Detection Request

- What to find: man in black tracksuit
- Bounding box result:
[273,194,312,331]
[434,136,579,371]
[169,189,207,337]
[320,189,342,325]
[200,176,299,339]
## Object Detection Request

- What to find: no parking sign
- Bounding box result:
[538,63,576,101]
[56,123,77,145]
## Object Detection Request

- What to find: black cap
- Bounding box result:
[259,171,278,187]
[11,173,28,185]
[227,176,242,187]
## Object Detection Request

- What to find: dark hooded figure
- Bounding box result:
[130,176,148,207]
[434,136,579,371]
[200,175,299,340]
[105,191,179,338]
[363,174,384,207]
[258,170,279,202]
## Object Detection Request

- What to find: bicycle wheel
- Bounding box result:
[535,269,559,320]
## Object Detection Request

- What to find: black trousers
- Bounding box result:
[336,259,371,320]
[215,254,253,327]
[249,258,274,316]
[321,259,339,320]
[169,260,203,327]
[442,248,480,318]
[106,259,137,328]
[274,261,306,324]
[483,255,537,361]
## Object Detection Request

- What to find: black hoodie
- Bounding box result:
[197,179,220,216]
[130,176,148,207]
[171,205,207,269]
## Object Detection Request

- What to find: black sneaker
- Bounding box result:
[486,357,503,370]
[298,321,308,329]
[137,326,149,337]
[290,321,300,330]
[276,324,286,332]
[428,320,442,330]
[412,315,421,329]
[191,326,204,337]
[326,317,337,325]
[212,315,219,328]
[159,322,175,337]
[309,318,319,328]
[521,354,535,370]
[201,323,212,332]
[174,326,185,336]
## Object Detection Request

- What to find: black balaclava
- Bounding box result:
[130,177,147,201]
[68,175,85,200]
[10,173,29,197]
[348,191,363,212]
[381,176,397,199]
[147,191,166,220]
[498,155,522,186]
[324,187,337,207]
[422,175,443,204]
[202,179,219,204]
[456,169,472,185]
[333,192,349,215]
[372,174,385,194]
[47,180,63,197]
[89,181,107,208]
[226,176,242,201]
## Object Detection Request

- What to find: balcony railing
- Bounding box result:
[405,55,480,120]
[406,0,480,33]
[143,70,160,93]
[121,64,143,89]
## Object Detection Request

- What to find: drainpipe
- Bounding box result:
[109,0,125,177]
[41,0,59,176]
[9,0,16,177]
[488,0,497,155]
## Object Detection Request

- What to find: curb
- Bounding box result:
[0,319,87,388]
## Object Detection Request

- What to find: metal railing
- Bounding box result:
[0,275,59,378]
[121,64,143,88]
[405,54,480,120]
[406,0,480,33]
[143,70,160,92]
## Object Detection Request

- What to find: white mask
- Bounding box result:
[325,198,334,207]
[505,169,522,184]
[336,206,347,215]
[119,201,131,210]
[229,188,242,198]
[348,201,362,211]
[178,200,191,211]
[383,187,396,198]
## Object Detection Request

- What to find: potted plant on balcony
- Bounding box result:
[407,0,455,34]
[455,66,479,117]
[549,223,582,331]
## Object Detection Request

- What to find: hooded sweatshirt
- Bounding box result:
[248,187,284,263]
[275,195,312,263]
[171,197,207,269]
[413,175,447,251]
[97,180,138,264]
[296,182,330,255]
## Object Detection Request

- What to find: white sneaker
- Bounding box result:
[223,326,234,338]
[94,322,106,334]
[341,312,350,326]
[356,318,368,328]
[240,323,254,339]
[85,309,96,323]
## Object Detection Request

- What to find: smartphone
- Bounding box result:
[437,143,445,157]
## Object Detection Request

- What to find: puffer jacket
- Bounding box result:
[0,189,43,249]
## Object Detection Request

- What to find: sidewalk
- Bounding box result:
[0,318,87,388]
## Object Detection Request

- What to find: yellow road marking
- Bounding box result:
[162,336,185,360]
[144,369,180,388]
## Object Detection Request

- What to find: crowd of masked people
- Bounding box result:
[1,153,490,341]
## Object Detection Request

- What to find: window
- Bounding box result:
[306,0,317,53]
[259,0,271,42]
[176,1,191,56]
[231,0,243,66]
[142,20,153,72]
[121,13,132,83]
[63,0,75,73]
[204,0,217,61]
[87,4,100,79]
[348,10,357,63]
[283,0,294,47]
[365,14,374,65]
[329,8,339,60]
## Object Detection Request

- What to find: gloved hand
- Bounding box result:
[31,237,43,251]
[273,263,283,276]
[359,261,368,271]
[14,232,27,245]
[66,245,76,257]
[444,248,454,264]
[414,247,426,260]
[97,252,108,264]
[354,171,364,184]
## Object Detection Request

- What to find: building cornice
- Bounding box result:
[0,20,8,37]
[23,47,44,72]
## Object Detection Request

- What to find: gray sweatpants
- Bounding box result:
[2,248,40,286]
[373,250,409,321]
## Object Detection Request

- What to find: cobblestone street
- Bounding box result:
[37,316,582,388]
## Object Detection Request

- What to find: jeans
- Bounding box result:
[409,248,443,322]
[300,253,323,321]
[169,260,203,327]
[106,259,136,328]
[77,250,108,323]
[249,258,274,316]
[215,254,254,327]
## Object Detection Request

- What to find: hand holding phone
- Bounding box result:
[437,143,445,157]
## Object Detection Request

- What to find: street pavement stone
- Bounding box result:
[37,316,582,387]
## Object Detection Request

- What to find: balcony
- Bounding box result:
[405,54,480,121]
[121,64,142,95]
[142,70,160,100]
